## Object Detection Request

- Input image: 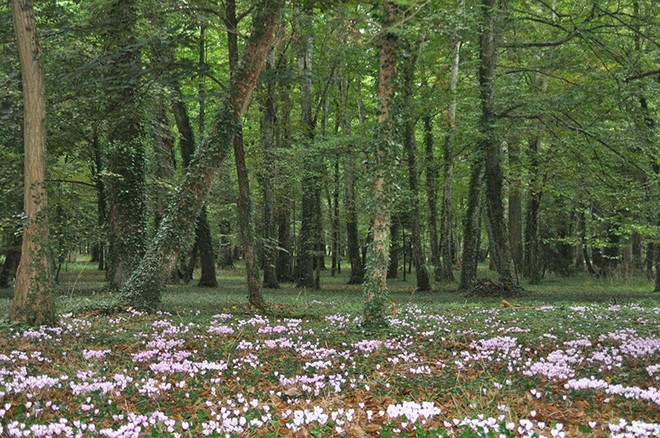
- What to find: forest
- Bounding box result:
[0,0,659,436]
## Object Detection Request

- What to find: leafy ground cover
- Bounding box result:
[0,266,659,437]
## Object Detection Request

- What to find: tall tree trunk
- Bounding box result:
[331,156,341,276]
[523,135,542,283]
[104,0,146,291]
[260,50,279,289]
[172,85,217,286]
[226,0,263,304]
[440,32,462,283]
[344,74,363,284]
[90,131,107,271]
[275,68,294,282]
[508,140,523,275]
[10,0,56,325]
[402,37,430,291]
[295,4,321,289]
[424,115,441,281]
[363,0,398,328]
[479,0,515,286]
[458,154,485,291]
[118,0,282,311]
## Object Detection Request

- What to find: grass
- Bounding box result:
[0,262,658,437]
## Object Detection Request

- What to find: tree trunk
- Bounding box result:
[424,115,441,281]
[523,135,542,283]
[295,5,321,289]
[508,141,523,275]
[479,0,515,287]
[260,50,279,289]
[331,156,341,276]
[226,0,263,305]
[440,18,462,284]
[118,0,282,311]
[276,71,294,282]
[104,0,146,291]
[90,131,107,271]
[344,74,363,284]
[402,37,430,291]
[458,154,485,291]
[172,85,217,286]
[363,0,398,328]
[10,0,56,325]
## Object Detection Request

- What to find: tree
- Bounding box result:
[103,0,147,291]
[401,36,430,291]
[479,0,515,287]
[118,0,282,311]
[363,0,398,328]
[10,0,56,325]
[225,0,262,305]
[295,3,322,290]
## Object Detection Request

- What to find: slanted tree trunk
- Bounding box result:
[479,0,515,287]
[295,4,321,289]
[260,50,279,289]
[118,0,282,311]
[226,0,263,304]
[458,154,485,291]
[363,0,398,328]
[172,85,217,286]
[10,0,56,325]
[104,0,147,291]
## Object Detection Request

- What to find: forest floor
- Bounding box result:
[0,261,658,437]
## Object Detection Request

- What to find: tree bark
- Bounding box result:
[424,115,441,281]
[523,135,542,283]
[226,0,263,305]
[260,50,279,289]
[118,0,282,311]
[344,73,363,284]
[295,4,321,289]
[479,0,515,286]
[458,154,485,291]
[440,33,462,283]
[104,0,147,291]
[275,68,294,282]
[508,141,523,275]
[402,37,430,291]
[10,0,56,325]
[90,131,107,271]
[363,0,398,328]
[172,85,217,286]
